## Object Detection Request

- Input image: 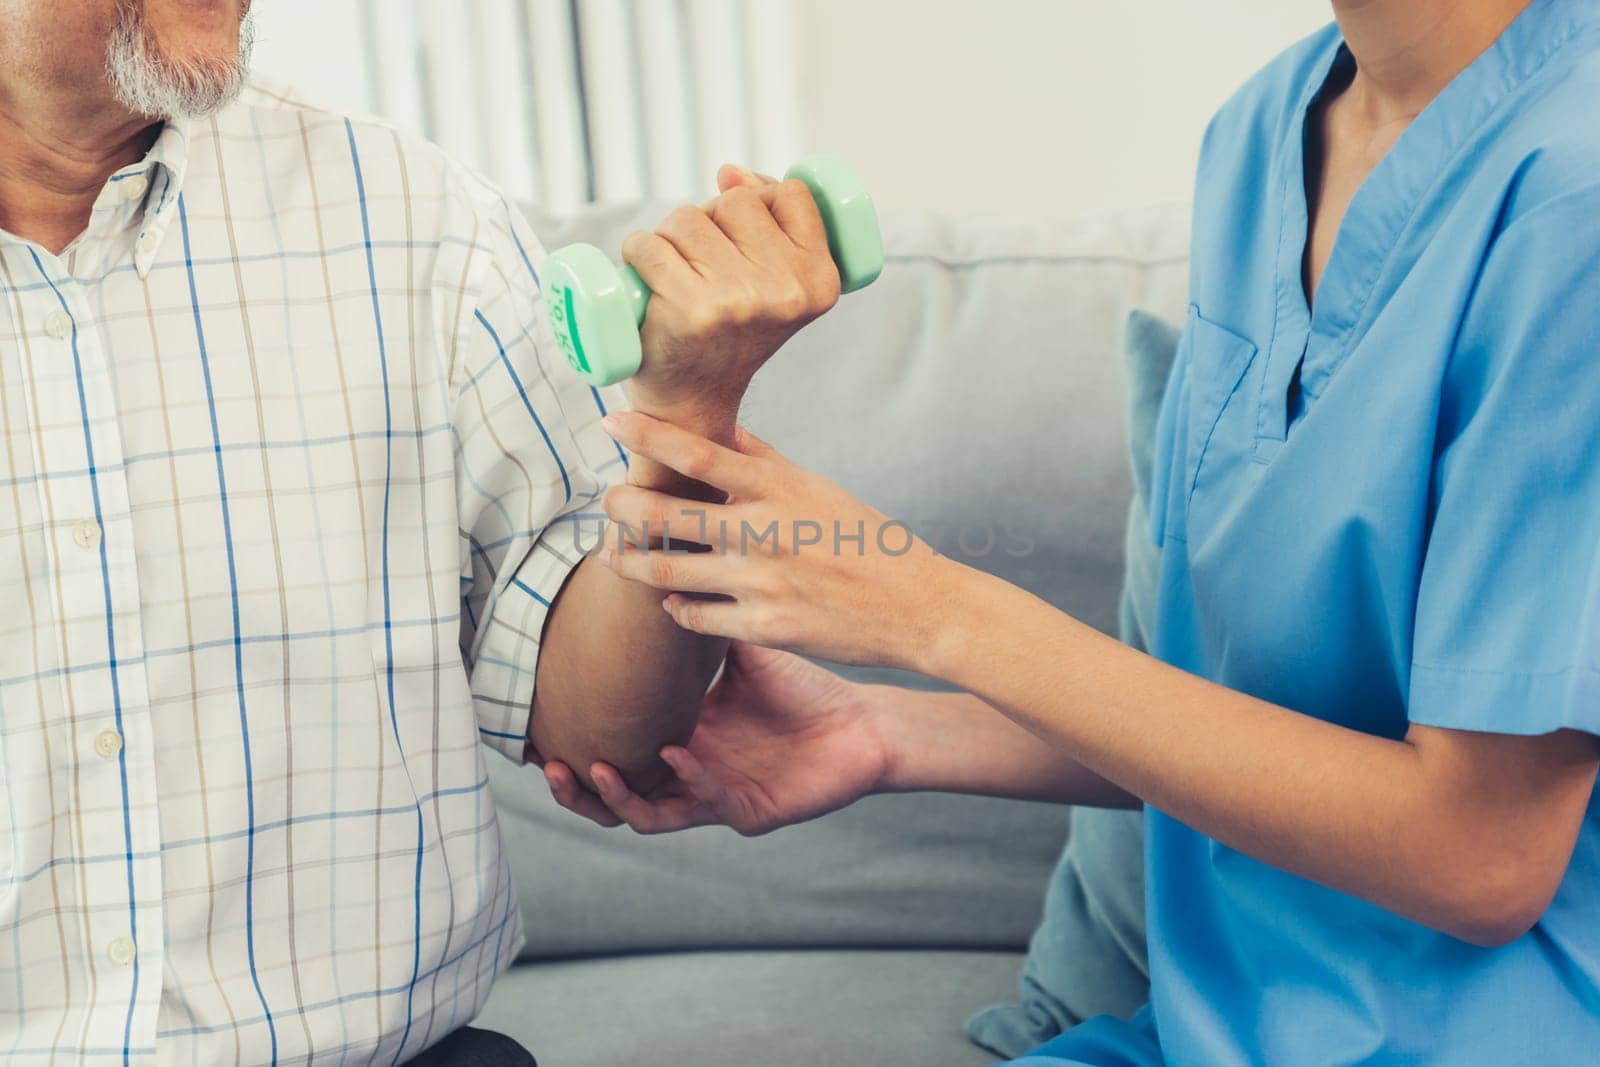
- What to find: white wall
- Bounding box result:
[794,0,1333,222]
[250,2,375,117]
[250,0,1335,220]
[249,0,807,210]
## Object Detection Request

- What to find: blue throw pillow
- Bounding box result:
[966,309,1181,1058]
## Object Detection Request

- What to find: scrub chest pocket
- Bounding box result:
[1178,305,1259,515]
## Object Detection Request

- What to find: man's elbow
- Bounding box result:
[527,705,682,794]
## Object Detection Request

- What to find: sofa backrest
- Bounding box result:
[491,200,1190,958]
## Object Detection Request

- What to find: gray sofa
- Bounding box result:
[472,201,1191,1066]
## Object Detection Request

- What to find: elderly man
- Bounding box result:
[0,1,840,1063]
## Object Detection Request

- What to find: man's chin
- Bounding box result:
[141,1,250,65]
[106,0,255,120]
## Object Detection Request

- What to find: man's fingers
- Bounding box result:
[767,178,831,256]
[706,185,790,264]
[713,170,829,257]
[621,229,699,304]
[542,763,623,828]
[602,411,769,497]
[717,163,780,193]
[654,203,744,279]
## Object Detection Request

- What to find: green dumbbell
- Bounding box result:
[544,155,884,387]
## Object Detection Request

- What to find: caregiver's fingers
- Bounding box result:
[602,411,770,497]
[661,593,750,641]
[602,543,740,596]
[732,424,781,461]
[543,762,623,828]
[659,746,753,834]
[602,483,736,547]
[590,763,712,835]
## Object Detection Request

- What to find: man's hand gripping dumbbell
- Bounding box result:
[627,166,840,458]
[546,158,881,492]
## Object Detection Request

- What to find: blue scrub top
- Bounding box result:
[1019,1,1600,1064]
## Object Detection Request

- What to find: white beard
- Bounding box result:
[105,0,256,120]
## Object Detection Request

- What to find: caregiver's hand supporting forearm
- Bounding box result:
[596,411,1600,946]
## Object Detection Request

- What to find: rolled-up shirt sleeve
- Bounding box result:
[1407,184,1600,738]
[453,195,629,762]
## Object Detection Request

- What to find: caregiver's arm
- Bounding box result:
[928,572,1600,948]
[872,687,1139,808]
[593,412,1600,947]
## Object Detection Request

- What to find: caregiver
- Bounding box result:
[548,0,1600,1062]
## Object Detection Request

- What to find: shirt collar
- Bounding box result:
[89,116,191,279]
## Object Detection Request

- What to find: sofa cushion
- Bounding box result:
[966,310,1182,1057]
[494,201,1191,958]
[474,949,1021,1067]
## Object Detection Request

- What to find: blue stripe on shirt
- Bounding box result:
[177,197,280,1065]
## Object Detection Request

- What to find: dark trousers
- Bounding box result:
[406,1027,536,1066]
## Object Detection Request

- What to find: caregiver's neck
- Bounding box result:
[1331,0,1534,120]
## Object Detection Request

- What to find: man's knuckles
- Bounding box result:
[762,276,813,323]
[774,178,816,212]
[622,229,676,271]
[707,183,765,220]
[648,188,838,339]
[796,255,842,313]
[657,204,722,252]
[673,278,811,337]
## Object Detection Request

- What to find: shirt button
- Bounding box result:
[137,230,158,255]
[107,937,137,966]
[72,519,102,550]
[94,729,123,759]
[44,310,72,340]
[121,175,149,201]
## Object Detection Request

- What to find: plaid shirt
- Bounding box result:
[0,82,623,1065]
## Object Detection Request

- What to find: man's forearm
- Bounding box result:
[528,411,736,793]
[531,549,728,793]
[871,686,1137,808]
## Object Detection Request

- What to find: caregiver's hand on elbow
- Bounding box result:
[594,410,957,670]
[623,166,842,442]
[542,642,890,835]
